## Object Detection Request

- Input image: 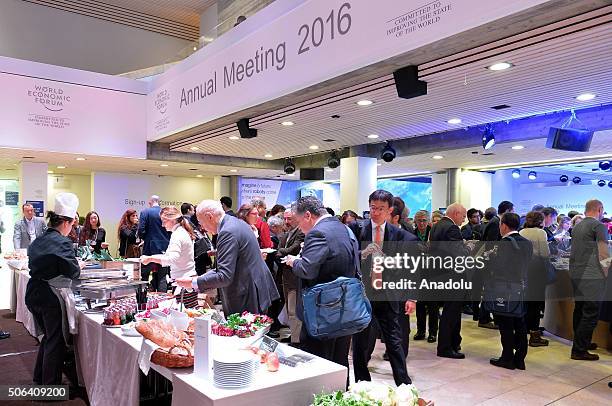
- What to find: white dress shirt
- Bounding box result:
[153,224,196,280]
[25,217,37,243]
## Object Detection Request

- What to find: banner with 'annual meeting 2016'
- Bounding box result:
[147,0,549,141]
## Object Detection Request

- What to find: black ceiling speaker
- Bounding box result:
[236,118,257,139]
[381,143,396,162]
[546,127,593,152]
[300,168,324,181]
[327,151,340,169]
[597,179,606,187]
[283,158,295,174]
[393,66,427,99]
[599,161,611,171]
[572,176,582,184]
[559,175,569,183]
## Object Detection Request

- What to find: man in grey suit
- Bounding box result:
[14,203,47,250]
[176,200,279,316]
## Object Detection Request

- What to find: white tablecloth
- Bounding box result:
[12,268,40,338]
[12,266,347,406]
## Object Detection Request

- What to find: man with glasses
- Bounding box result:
[461,208,483,241]
[350,190,415,386]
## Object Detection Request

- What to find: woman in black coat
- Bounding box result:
[26,193,82,385]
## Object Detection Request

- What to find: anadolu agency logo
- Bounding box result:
[155,89,170,115]
[28,84,71,112]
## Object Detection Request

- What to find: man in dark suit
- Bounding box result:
[277,209,305,343]
[476,200,515,328]
[176,200,279,315]
[284,196,359,388]
[429,203,470,359]
[488,212,533,370]
[349,190,414,386]
[220,196,236,217]
[138,195,170,292]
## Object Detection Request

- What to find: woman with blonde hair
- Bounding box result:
[141,206,198,306]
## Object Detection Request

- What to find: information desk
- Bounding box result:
[10,266,347,406]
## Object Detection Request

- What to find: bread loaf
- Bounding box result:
[136,319,191,350]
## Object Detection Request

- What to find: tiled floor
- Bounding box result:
[357,315,611,405]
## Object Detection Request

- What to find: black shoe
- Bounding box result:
[514,360,526,370]
[266,331,280,339]
[490,358,515,370]
[571,351,599,361]
[427,335,437,343]
[478,322,498,330]
[454,345,461,352]
[413,332,426,340]
[437,350,465,359]
[0,331,10,340]
[383,352,390,361]
[588,343,598,351]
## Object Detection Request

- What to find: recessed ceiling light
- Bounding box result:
[309,145,319,150]
[57,166,66,169]
[142,169,147,172]
[196,174,203,178]
[190,146,200,151]
[287,173,295,176]
[281,121,294,126]
[447,118,462,125]
[160,164,169,167]
[432,155,444,160]
[22,156,35,159]
[75,157,86,161]
[325,168,334,172]
[47,170,54,174]
[511,145,525,150]
[487,62,512,71]
[377,163,382,167]
[188,168,198,171]
[264,153,273,158]
[193,46,198,51]
[229,135,239,140]
[356,100,373,106]
[367,134,379,139]
[575,92,596,102]
[229,169,238,173]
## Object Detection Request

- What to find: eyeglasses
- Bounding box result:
[369,205,388,212]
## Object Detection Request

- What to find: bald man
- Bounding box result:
[429,203,470,359]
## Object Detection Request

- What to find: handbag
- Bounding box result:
[544,258,557,285]
[302,276,372,339]
[301,225,372,339]
[483,279,526,317]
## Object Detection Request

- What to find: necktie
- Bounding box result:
[372,225,383,289]
[375,225,382,247]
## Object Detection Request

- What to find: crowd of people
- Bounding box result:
[11,191,611,390]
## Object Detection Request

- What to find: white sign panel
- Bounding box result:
[239,178,283,207]
[0,72,147,159]
[148,0,549,140]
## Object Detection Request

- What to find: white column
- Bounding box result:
[340,156,377,216]
[199,3,218,45]
[459,170,492,210]
[431,172,448,211]
[18,161,48,217]
[213,176,230,201]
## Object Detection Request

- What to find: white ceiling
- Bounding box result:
[0,147,287,179]
[21,0,217,40]
[171,8,612,162]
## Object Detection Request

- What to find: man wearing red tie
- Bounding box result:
[350,190,416,386]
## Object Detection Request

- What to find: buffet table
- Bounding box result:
[9,264,347,406]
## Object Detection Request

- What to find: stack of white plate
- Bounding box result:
[213,351,258,389]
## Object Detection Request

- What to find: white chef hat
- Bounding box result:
[54,192,79,219]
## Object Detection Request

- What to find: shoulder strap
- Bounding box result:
[345,225,362,280]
